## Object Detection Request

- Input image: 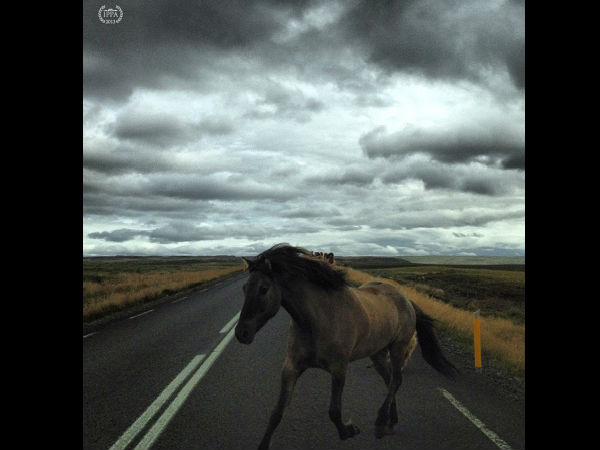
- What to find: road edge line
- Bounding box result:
[438,388,514,450]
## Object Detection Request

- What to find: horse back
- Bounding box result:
[348,281,416,360]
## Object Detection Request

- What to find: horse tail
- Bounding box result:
[411,300,458,381]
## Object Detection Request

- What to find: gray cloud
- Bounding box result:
[107,112,234,147]
[360,120,523,170]
[244,81,325,122]
[83,0,316,100]
[87,218,324,244]
[453,232,484,238]
[84,0,523,103]
[305,168,375,187]
[84,173,296,206]
[88,228,143,243]
[339,0,524,90]
[366,208,524,230]
[83,0,524,257]
[111,114,191,146]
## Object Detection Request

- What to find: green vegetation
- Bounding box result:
[399,255,525,265]
[362,264,525,325]
[343,264,525,377]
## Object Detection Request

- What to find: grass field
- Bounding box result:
[82,254,525,376]
[361,264,525,325]
[399,255,525,265]
[83,256,243,322]
[342,265,525,377]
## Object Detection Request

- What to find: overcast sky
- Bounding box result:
[83,0,525,257]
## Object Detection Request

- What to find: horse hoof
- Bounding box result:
[341,421,360,440]
[375,425,394,439]
[257,440,270,450]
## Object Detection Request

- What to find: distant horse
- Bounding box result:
[236,244,457,450]
[313,251,335,264]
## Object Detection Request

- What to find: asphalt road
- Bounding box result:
[83,273,525,450]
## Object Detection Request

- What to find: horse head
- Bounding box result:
[236,256,283,344]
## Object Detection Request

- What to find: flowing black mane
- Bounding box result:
[252,243,348,291]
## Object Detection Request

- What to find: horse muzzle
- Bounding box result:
[235,322,256,344]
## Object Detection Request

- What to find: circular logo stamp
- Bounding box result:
[98,5,123,24]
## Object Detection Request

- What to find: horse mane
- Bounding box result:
[254,243,348,291]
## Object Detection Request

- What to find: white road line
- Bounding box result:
[170,296,188,304]
[133,326,238,450]
[83,332,97,339]
[439,388,514,450]
[128,309,154,320]
[219,311,241,334]
[108,354,206,450]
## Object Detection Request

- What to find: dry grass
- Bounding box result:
[83,265,243,321]
[342,266,525,376]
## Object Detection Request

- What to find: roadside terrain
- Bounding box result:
[84,272,525,450]
[83,256,243,322]
[83,254,525,397]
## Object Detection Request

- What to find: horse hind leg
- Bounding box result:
[370,350,397,438]
[373,339,412,439]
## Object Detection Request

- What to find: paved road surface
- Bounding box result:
[83,273,525,450]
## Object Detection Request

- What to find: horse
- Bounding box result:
[312,251,335,264]
[235,244,457,449]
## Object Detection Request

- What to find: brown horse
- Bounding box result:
[236,244,457,449]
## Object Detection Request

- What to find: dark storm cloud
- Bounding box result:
[379,157,523,196]
[107,113,234,147]
[339,0,524,90]
[111,114,189,145]
[83,173,296,215]
[501,153,525,170]
[359,123,523,170]
[84,0,524,257]
[83,0,317,99]
[148,176,296,201]
[84,0,523,102]
[83,149,171,174]
[83,190,213,217]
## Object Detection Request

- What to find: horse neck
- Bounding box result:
[279,277,334,332]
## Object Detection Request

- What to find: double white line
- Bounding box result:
[109,311,241,450]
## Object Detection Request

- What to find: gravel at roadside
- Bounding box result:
[438,332,525,403]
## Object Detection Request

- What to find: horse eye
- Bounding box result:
[259,286,269,295]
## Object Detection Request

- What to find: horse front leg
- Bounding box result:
[257,359,303,450]
[328,363,360,440]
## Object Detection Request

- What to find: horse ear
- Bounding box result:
[241,257,252,271]
[263,258,272,273]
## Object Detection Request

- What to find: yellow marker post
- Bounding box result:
[474,310,482,369]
